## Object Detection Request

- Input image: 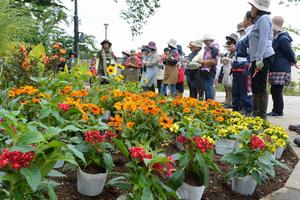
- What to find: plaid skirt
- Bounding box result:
[268,72,291,86]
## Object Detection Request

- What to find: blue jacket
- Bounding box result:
[270,32,296,73]
[232,36,250,69]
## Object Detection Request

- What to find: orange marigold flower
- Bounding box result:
[53,42,61,49]
[108,115,123,130]
[100,95,109,102]
[112,90,124,98]
[127,122,135,128]
[60,85,73,95]
[215,116,224,122]
[60,49,67,55]
[114,102,124,111]
[32,98,40,103]
[70,90,88,97]
[142,105,160,115]
[159,114,173,129]
[21,86,38,95]
[8,89,17,98]
[183,106,191,113]
[21,100,29,105]
[85,103,104,115]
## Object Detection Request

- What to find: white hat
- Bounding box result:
[202,34,215,41]
[168,39,177,48]
[190,40,203,48]
[272,16,284,31]
[248,0,270,12]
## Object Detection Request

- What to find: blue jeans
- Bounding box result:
[161,84,176,96]
[201,77,214,100]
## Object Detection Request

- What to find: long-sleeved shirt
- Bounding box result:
[249,14,275,62]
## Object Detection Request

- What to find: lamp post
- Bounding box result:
[73,0,79,56]
[104,23,109,40]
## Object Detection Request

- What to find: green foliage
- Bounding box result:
[0,0,35,57]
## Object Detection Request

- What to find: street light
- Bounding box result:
[72,0,79,56]
[104,23,109,40]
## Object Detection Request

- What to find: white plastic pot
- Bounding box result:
[77,167,107,196]
[177,182,205,200]
[53,160,64,169]
[215,139,236,155]
[274,147,285,159]
[232,175,257,195]
[101,110,111,123]
[117,195,127,200]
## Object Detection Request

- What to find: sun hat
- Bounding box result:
[272,16,284,32]
[236,22,246,32]
[202,34,215,41]
[121,50,130,56]
[141,45,150,52]
[146,41,157,51]
[226,33,239,44]
[100,40,112,47]
[190,40,203,48]
[248,0,271,12]
[167,39,177,48]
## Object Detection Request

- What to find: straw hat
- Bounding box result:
[202,34,215,41]
[226,33,239,44]
[190,40,203,48]
[248,0,270,12]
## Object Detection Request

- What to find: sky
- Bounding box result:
[61,0,300,57]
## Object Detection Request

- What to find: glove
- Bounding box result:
[256,60,264,70]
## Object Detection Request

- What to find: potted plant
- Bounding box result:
[222,130,288,195]
[109,141,180,200]
[175,133,220,200]
[263,125,289,159]
[76,129,116,196]
[215,125,241,155]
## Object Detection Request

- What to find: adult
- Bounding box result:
[176,44,185,97]
[140,42,160,92]
[198,34,220,100]
[220,33,239,108]
[124,50,142,82]
[248,0,274,120]
[121,50,130,66]
[97,40,116,79]
[67,51,77,72]
[186,40,204,99]
[161,39,180,97]
[158,48,169,94]
[267,16,297,117]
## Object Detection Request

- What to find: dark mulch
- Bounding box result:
[55,146,298,200]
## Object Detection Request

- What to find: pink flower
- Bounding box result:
[58,103,70,112]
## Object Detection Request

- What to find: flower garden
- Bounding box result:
[0,44,297,200]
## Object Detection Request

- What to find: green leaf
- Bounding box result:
[179,152,189,167]
[21,166,42,192]
[47,184,58,200]
[167,167,185,190]
[113,138,129,157]
[108,176,129,191]
[39,108,51,119]
[62,125,81,132]
[45,127,63,140]
[29,43,46,63]
[103,153,113,172]
[9,145,35,152]
[48,169,66,177]
[67,144,86,165]
[141,187,153,200]
[18,128,44,145]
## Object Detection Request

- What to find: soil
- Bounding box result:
[55,147,298,200]
[82,165,106,174]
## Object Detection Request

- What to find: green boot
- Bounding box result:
[257,94,268,120]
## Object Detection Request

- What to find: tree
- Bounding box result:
[113,0,161,37]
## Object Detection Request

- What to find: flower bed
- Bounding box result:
[0,46,296,199]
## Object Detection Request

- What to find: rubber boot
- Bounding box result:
[252,94,259,117]
[257,94,268,120]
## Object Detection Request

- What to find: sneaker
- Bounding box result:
[294,138,300,147]
[267,112,284,118]
[289,124,300,131]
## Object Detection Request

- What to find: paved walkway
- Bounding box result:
[212,92,300,200]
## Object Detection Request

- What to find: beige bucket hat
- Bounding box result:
[248,0,271,12]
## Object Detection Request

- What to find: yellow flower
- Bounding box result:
[115,74,124,82]
[116,63,125,70]
[170,123,180,133]
[106,65,116,76]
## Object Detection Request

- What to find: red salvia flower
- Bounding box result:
[58,103,70,112]
[250,135,266,150]
[193,137,214,153]
[0,149,35,170]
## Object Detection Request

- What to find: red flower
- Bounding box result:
[58,103,70,112]
[177,135,187,143]
[128,147,152,162]
[43,56,50,65]
[104,130,117,142]
[0,149,35,170]
[193,137,214,153]
[250,135,266,150]
[84,130,105,144]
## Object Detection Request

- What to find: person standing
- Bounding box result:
[176,44,185,97]
[140,42,160,92]
[157,48,169,94]
[161,39,180,97]
[267,16,297,117]
[220,33,239,108]
[186,40,204,99]
[124,50,142,82]
[248,0,274,120]
[97,40,116,81]
[198,34,220,100]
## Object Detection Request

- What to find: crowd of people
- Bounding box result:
[91,0,300,145]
